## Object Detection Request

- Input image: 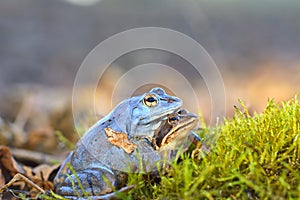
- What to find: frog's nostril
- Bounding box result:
[178,109,188,114]
[167,99,174,103]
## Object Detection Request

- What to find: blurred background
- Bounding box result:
[0,0,299,154]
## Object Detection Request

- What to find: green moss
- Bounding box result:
[126,96,300,199]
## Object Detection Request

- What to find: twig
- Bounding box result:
[0,173,45,194]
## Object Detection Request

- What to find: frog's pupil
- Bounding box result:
[147,97,156,102]
[170,117,178,121]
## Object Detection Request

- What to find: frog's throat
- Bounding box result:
[152,120,172,149]
[160,118,197,147]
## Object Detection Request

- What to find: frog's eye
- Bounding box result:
[143,94,158,107]
[168,115,179,125]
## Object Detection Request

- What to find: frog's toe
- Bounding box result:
[55,185,76,197]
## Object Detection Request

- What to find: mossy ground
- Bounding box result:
[125,97,300,199]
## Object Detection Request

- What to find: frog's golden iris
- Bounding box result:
[143,94,158,107]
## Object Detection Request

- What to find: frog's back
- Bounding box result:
[71,117,129,170]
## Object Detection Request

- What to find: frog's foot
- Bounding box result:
[62,185,135,200]
[55,168,116,197]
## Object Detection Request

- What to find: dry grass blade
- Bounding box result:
[0,173,45,194]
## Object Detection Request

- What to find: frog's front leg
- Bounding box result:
[189,131,211,159]
[55,168,116,197]
[188,131,202,146]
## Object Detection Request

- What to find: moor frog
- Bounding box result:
[54,88,200,198]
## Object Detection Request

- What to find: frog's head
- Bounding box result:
[152,109,199,151]
[111,87,182,137]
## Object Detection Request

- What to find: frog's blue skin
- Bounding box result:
[54,88,182,196]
